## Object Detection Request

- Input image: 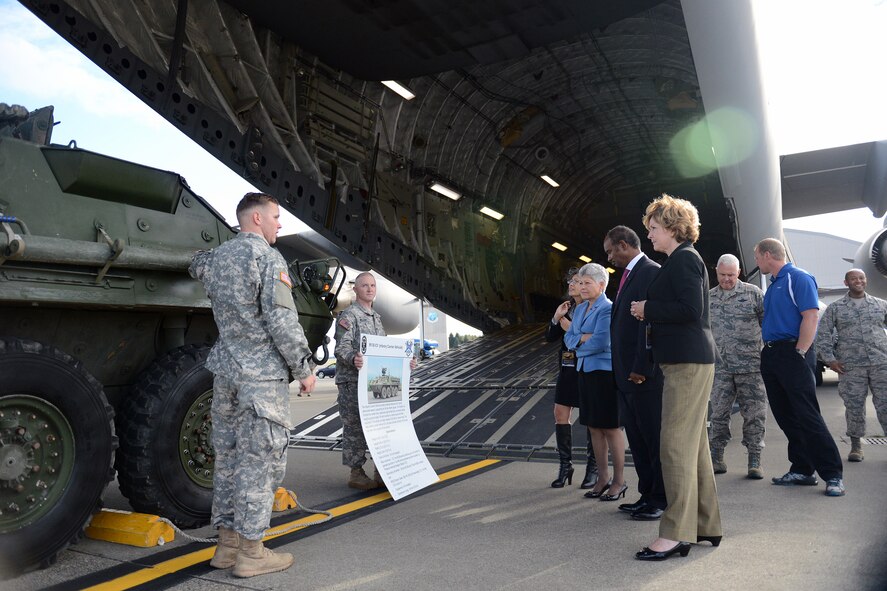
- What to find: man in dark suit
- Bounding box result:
[603,226,666,520]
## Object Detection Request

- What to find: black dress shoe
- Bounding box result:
[696,535,722,547]
[631,506,664,521]
[635,541,691,561]
[618,500,647,514]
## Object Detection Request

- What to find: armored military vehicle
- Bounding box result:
[0,104,339,573]
[368,367,401,399]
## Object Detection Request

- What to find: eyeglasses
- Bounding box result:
[567,279,579,285]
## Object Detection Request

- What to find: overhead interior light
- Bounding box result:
[606,267,616,274]
[381,80,415,100]
[479,206,504,220]
[579,255,592,263]
[429,182,461,201]
[551,242,568,252]
[541,174,560,187]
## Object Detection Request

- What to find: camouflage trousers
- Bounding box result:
[838,365,887,437]
[709,370,767,454]
[337,382,369,468]
[211,376,289,540]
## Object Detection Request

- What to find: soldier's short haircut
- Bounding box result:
[754,238,785,260]
[845,268,865,281]
[354,271,375,286]
[717,254,740,269]
[235,192,278,223]
[605,225,641,249]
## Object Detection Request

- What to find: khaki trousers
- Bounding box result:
[659,363,721,542]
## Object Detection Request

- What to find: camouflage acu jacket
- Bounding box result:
[709,281,764,373]
[189,231,312,381]
[334,302,385,384]
[815,293,887,368]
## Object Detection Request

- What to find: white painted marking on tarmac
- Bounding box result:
[487,389,549,445]
[294,411,340,437]
[409,389,453,419]
[309,570,395,591]
[426,390,497,441]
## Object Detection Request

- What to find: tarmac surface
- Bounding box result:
[7,375,887,591]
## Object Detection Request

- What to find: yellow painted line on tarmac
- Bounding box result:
[83,459,500,591]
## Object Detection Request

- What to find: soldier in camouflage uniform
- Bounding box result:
[815,269,887,462]
[335,272,416,489]
[190,192,316,578]
[708,254,768,479]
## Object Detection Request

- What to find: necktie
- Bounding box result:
[617,269,630,296]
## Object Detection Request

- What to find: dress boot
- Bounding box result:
[711,447,727,474]
[848,437,864,462]
[747,452,763,479]
[209,526,240,569]
[580,436,599,489]
[348,466,381,490]
[551,424,574,488]
[232,538,294,578]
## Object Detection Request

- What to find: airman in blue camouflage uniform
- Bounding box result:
[708,254,768,479]
[815,269,887,462]
[190,192,316,578]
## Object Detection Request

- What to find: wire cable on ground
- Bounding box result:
[156,490,334,545]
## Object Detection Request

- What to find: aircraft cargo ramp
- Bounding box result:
[291,323,591,461]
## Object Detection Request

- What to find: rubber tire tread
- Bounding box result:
[0,337,116,577]
[115,344,214,529]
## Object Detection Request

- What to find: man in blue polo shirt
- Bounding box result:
[754,238,844,496]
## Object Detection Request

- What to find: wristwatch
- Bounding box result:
[795,348,807,357]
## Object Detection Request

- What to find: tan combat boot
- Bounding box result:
[747,453,763,480]
[711,447,727,474]
[348,467,380,490]
[232,538,294,578]
[209,526,240,568]
[848,437,864,462]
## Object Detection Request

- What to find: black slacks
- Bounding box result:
[760,341,843,480]
[618,387,666,509]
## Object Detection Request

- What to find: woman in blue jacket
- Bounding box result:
[565,263,626,501]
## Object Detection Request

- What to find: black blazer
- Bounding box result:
[611,255,664,392]
[643,242,716,364]
[544,303,574,357]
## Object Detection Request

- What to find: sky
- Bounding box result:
[1,0,885,329]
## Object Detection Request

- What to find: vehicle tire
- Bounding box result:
[0,338,116,576]
[115,345,214,528]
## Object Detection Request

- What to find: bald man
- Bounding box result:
[708,254,766,479]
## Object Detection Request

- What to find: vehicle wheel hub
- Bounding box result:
[179,389,214,488]
[0,395,75,532]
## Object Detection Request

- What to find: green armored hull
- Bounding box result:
[0,104,339,573]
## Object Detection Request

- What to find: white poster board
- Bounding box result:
[357,334,439,500]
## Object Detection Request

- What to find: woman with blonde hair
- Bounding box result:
[629,194,721,561]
